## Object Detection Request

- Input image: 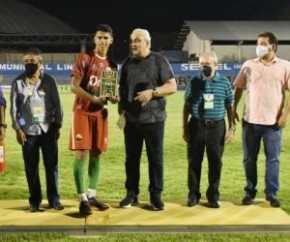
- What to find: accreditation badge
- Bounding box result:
[31,99,45,124]
[27,86,33,96]
[32,106,45,123]
[203,93,214,109]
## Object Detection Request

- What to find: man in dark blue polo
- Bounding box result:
[182,51,235,208]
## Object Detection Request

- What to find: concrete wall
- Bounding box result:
[182,32,290,62]
[212,45,290,62]
[182,30,211,58]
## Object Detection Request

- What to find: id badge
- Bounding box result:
[27,86,33,96]
[204,93,214,109]
[32,106,45,123]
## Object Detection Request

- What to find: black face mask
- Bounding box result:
[25,63,38,77]
[201,65,212,77]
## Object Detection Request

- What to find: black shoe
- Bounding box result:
[119,193,138,208]
[206,200,220,208]
[242,194,254,205]
[29,204,44,213]
[49,201,64,210]
[150,196,165,211]
[187,194,199,207]
[88,197,109,210]
[266,195,281,208]
[79,201,92,216]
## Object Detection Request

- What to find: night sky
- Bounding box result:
[18,0,290,33]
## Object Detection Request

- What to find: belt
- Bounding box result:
[194,119,223,125]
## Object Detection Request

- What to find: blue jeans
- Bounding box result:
[22,128,60,207]
[124,121,164,197]
[242,120,282,197]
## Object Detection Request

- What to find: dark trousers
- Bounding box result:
[124,121,164,197]
[22,129,60,206]
[187,118,225,202]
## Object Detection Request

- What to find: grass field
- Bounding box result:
[1,91,290,241]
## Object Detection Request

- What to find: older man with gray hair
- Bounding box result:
[183,51,235,208]
[118,28,177,210]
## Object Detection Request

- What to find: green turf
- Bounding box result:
[1,91,290,240]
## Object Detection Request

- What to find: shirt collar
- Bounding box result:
[200,72,220,82]
[254,56,279,64]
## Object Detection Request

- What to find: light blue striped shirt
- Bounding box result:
[184,72,233,120]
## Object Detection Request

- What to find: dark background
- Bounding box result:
[16,0,290,58]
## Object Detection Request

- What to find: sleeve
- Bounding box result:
[119,62,126,88]
[233,62,248,89]
[284,61,290,91]
[158,55,175,84]
[184,78,193,102]
[50,76,63,127]
[10,80,20,130]
[71,53,89,80]
[224,77,234,105]
[0,88,6,107]
[119,57,130,88]
[119,58,129,108]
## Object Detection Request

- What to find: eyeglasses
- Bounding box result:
[23,58,39,64]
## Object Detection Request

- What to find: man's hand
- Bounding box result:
[134,89,154,107]
[49,123,61,140]
[16,129,26,146]
[225,129,235,144]
[278,114,288,128]
[0,127,6,141]
[182,125,190,143]
[92,96,106,105]
[109,96,120,104]
[234,107,240,126]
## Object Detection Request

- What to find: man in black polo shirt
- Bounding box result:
[183,51,235,208]
[118,28,177,210]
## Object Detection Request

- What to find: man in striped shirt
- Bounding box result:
[183,51,235,208]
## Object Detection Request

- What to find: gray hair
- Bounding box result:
[131,28,151,42]
[200,51,218,64]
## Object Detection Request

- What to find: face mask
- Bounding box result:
[201,65,212,77]
[25,63,38,77]
[256,45,269,58]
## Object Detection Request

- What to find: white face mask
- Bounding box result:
[256,45,269,58]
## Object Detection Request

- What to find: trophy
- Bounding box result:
[100,70,118,97]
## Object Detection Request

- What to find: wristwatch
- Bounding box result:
[152,88,159,97]
[0,123,7,129]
